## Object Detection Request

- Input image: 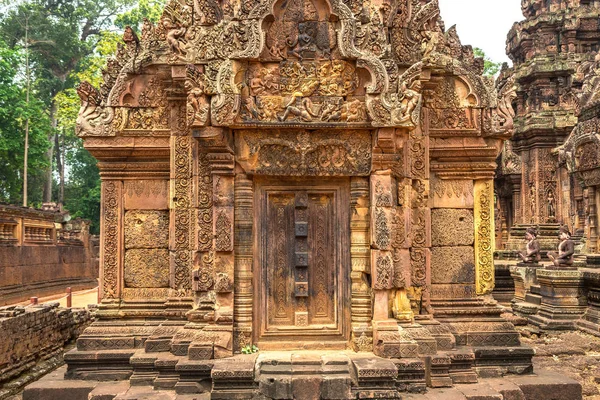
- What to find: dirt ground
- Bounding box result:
[518,329,600,399]
[13,286,98,308]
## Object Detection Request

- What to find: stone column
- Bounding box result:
[234,173,253,352]
[589,186,598,253]
[511,177,522,226]
[350,176,373,351]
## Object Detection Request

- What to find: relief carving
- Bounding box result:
[474,180,494,295]
[236,129,372,176]
[124,249,170,288]
[101,181,121,299]
[124,210,169,249]
[173,135,193,292]
[186,64,210,126]
[215,210,233,251]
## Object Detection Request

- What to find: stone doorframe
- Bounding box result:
[232,129,374,352]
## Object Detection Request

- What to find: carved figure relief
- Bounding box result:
[236,129,372,176]
[186,65,210,126]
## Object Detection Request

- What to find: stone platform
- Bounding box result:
[24,352,582,400]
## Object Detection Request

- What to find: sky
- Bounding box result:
[438,0,524,65]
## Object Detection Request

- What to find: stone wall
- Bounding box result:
[0,204,98,305]
[0,303,92,399]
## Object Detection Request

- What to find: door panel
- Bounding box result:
[255,179,349,343]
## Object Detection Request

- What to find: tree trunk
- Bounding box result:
[43,100,58,203]
[55,129,64,205]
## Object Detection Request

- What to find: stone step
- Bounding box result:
[530,285,542,295]
[525,293,542,305]
[23,363,584,400]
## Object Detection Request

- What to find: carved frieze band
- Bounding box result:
[474,179,494,295]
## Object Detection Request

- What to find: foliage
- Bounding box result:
[474,47,502,77]
[115,0,167,31]
[0,0,139,229]
[0,40,49,205]
[241,345,259,354]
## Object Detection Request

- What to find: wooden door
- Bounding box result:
[255,179,350,345]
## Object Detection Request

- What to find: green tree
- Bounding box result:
[0,0,133,203]
[474,47,502,77]
[115,0,167,31]
[0,40,49,205]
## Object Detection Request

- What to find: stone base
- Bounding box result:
[493,260,518,305]
[24,365,582,400]
[576,269,600,337]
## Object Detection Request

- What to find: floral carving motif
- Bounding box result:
[375,208,390,249]
[102,181,120,299]
[475,180,494,295]
[215,210,232,251]
[374,253,393,289]
[173,135,193,292]
[237,130,372,176]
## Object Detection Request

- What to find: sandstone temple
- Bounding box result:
[16,0,600,398]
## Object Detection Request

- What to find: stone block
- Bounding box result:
[124,210,169,249]
[404,388,467,399]
[291,376,322,400]
[431,209,474,246]
[321,376,352,399]
[430,178,474,209]
[145,338,171,353]
[88,382,130,400]
[124,249,170,288]
[24,378,96,400]
[486,379,525,400]
[431,246,475,284]
[455,383,502,400]
[123,180,168,210]
[507,370,582,400]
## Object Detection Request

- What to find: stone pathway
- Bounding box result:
[519,329,600,399]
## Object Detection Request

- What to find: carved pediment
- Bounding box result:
[76,0,508,139]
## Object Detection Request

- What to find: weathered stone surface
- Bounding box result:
[124,249,170,288]
[23,366,96,400]
[455,383,502,400]
[124,210,169,249]
[0,305,91,398]
[485,379,525,400]
[431,246,475,284]
[88,381,130,400]
[0,204,98,306]
[431,209,474,246]
[508,370,582,400]
[57,0,533,394]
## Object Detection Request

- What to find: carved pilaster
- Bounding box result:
[234,173,253,352]
[171,135,193,294]
[351,177,373,351]
[474,180,495,295]
[408,125,431,313]
[100,180,123,301]
[589,186,598,253]
[510,176,522,226]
